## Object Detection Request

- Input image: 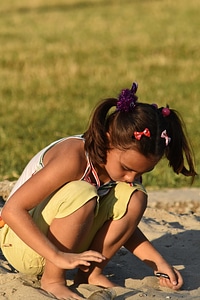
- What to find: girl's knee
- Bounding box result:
[129,190,147,209]
[127,190,147,220]
[130,190,147,206]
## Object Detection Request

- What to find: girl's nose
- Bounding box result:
[124,173,137,183]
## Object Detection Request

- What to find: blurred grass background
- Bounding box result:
[0,0,199,187]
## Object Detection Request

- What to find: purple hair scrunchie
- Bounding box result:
[116,82,138,112]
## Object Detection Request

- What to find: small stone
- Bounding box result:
[88,288,116,299]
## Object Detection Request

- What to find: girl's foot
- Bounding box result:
[75,269,117,288]
[41,279,85,300]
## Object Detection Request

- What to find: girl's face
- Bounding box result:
[104,148,160,183]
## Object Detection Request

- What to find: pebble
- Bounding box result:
[88,289,116,300]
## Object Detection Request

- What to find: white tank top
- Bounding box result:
[8,135,116,199]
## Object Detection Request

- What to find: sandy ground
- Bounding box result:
[0,182,200,299]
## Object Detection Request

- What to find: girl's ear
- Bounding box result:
[106,131,112,148]
[106,131,112,143]
[106,131,110,140]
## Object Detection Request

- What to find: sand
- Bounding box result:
[0,182,200,299]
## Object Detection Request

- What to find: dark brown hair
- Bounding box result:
[84,98,197,181]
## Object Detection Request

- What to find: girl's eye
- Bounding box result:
[122,165,130,171]
[122,165,133,172]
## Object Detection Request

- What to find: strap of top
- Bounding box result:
[38,135,116,196]
[81,152,101,188]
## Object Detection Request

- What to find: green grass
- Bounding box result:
[0,0,199,187]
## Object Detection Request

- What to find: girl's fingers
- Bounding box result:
[61,250,106,269]
[157,268,183,290]
[80,250,106,261]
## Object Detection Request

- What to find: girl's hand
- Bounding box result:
[55,250,106,271]
[155,267,183,290]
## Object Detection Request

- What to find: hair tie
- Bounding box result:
[162,106,171,117]
[161,130,171,146]
[151,103,158,109]
[116,82,138,112]
[133,128,151,140]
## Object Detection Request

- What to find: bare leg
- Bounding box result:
[75,190,147,287]
[41,198,97,300]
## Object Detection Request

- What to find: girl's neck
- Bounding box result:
[94,163,111,185]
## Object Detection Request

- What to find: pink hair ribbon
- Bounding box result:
[133,128,151,140]
[161,130,171,146]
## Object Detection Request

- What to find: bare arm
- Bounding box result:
[124,227,183,290]
[1,139,105,269]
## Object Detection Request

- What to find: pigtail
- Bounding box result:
[84,98,117,165]
[164,109,197,182]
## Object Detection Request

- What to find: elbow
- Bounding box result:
[1,205,8,223]
[1,203,14,225]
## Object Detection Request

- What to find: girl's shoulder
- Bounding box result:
[45,136,85,160]
[8,136,87,199]
[43,135,87,180]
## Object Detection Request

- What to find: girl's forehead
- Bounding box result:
[119,149,160,170]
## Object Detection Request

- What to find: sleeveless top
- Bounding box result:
[8,135,116,199]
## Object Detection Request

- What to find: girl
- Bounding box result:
[0,82,196,299]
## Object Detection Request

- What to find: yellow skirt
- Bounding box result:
[0,180,146,275]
